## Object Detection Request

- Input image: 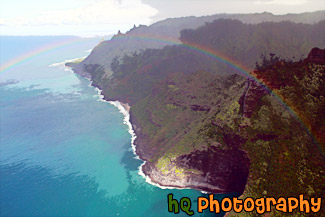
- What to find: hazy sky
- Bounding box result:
[0,0,323,36]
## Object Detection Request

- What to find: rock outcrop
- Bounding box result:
[305,47,325,64]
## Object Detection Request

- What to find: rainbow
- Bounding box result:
[0,33,321,152]
[0,37,85,73]
[112,34,322,151]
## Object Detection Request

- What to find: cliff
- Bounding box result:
[132,72,250,194]
[70,15,325,216]
[226,52,325,216]
[305,47,325,64]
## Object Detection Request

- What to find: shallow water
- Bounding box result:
[0,36,229,216]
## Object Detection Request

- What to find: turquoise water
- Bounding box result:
[0,36,229,216]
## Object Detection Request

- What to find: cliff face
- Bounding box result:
[131,54,325,201]
[130,72,250,194]
[100,52,325,198]
[306,47,325,64]
[226,55,325,216]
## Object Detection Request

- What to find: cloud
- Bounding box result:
[0,0,158,26]
[254,0,308,5]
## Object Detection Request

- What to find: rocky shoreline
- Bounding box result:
[67,63,247,194]
[66,64,194,191]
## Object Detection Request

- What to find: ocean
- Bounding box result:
[0,36,229,216]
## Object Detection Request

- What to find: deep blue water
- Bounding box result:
[0,36,229,216]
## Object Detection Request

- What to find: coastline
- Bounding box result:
[65,61,213,194]
[67,63,184,191]
[95,87,213,193]
[65,60,252,197]
[110,100,204,192]
[94,87,195,191]
[88,76,207,192]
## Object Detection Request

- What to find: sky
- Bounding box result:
[0,0,324,36]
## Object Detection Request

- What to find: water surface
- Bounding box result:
[0,36,228,216]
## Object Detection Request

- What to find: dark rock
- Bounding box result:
[190,104,211,112]
[176,146,250,194]
[305,47,325,65]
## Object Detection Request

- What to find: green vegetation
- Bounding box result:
[89,20,325,104]
[227,56,324,217]
[79,19,324,216]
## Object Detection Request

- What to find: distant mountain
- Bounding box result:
[72,11,325,78]
[84,19,325,105]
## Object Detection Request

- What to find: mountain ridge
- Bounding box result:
[72,11,325,79]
